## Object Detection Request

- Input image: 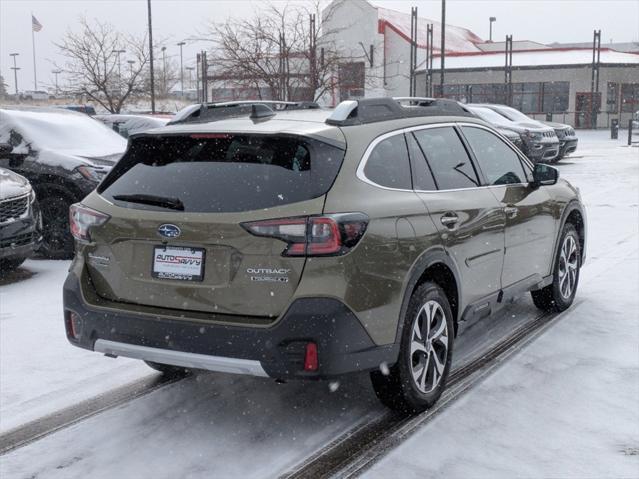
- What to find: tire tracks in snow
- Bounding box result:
[0,373,186,455]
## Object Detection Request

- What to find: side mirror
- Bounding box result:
[0,143,13,156]
[532,163,559,187]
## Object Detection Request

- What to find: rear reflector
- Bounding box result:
[64,310,81,340]
[241,213,368,257]
[304,342,319,372]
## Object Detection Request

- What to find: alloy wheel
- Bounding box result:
[558,235,578,299]
[410,300,449,394]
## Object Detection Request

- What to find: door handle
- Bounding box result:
[440,212,459,227]
[504,206,518,218]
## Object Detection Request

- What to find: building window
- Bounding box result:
[621,83,639,112]
[542,81,569,113]
[467,83,507,104]
[511,82,541,113]
[606,82,619,113]
[338,62,365,101]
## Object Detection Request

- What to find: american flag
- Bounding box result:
[32,15,42,32]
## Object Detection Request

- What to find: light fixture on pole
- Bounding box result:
[185,66,194,90]
[9,53,20,95]
[127,60,135,79]
[177,41,186,96]
[112,49,126,83]
[489,17,496,42]
[52,69,62,94]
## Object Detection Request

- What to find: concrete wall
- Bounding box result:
[415,64,639,128]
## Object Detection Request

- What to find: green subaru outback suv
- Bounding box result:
[63,98,586,411]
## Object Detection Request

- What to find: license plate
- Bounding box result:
[152,246,205,281]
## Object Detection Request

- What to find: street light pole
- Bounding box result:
[440,0,446,95]
[127,60,135,79]
[489,17,496,42]
[147,0,156,113]
[178,41,186,97]
[112,49,126,84]
[9,53,20,95]
[52,69,62,94]
[161,46,167,95]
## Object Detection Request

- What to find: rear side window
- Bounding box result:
[461,126,527,185]
[363,134,412,190]
[99,134,344,213]
[406,132,437,191]
[413,127,479,190]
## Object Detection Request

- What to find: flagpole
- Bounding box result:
[31,13,37,89]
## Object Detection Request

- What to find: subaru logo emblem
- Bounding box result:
[158,224,181,239]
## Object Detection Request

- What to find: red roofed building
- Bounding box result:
[321,0,484,102]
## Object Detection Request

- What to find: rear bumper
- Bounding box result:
[63,272,397,379]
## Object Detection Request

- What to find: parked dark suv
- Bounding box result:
[0,167,41,272]
[0,107,126,258]
[63,98,586,412]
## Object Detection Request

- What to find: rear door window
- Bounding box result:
[413,127,479,190]
[363,134,412,190]
[461,126,528,185]
[406,132,437,191]
[99,134,344,213]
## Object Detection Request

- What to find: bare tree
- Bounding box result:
[151,56,180,98]
[55,18,150,113]
[205,2,345,103]
[0,73,7,98]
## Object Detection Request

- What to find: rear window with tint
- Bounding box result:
[99,134,344,213]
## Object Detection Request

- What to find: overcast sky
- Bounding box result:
[1,0,638,92]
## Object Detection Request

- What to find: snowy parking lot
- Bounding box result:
[1,130,637,478]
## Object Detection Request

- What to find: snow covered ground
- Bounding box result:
[1,131,637,477]
[0,261,151,432]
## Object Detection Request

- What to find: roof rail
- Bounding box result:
[168,100,320,125]
[325,97,472,126]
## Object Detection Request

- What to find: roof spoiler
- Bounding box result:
[325,97,473,126]
[168,100,320,125]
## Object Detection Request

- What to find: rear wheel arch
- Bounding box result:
[395,248,461,344]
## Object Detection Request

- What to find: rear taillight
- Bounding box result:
[69,204,110,242]
[242,213,368,257]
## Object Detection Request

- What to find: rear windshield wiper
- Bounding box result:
[112,194,185,211]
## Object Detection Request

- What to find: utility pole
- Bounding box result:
[52,69,62,94]
[9,53,20,95]
[426,24,434,97]
[504,35,513,106]
[161,46,167,95]
[147,0,155,113]
[185,66,194,90]
[489,17,496,42]
[440,0,446,95]
[409,7,417,97]
[178,41,186,97]
[591,29,601,129]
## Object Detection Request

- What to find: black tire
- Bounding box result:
[39,193,74,259]
[144,361,190,377]
[370,282,454,413]
[0,257,26,276]
[532,224,580,312]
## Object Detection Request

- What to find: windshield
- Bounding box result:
[492,106,532,122]
[100,134,345,213]
[0,109,126,157]
[469,106,514,127]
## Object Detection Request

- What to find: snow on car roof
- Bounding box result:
[419,48,639,70]
[0,107,126,158]
[376,5,482,53]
